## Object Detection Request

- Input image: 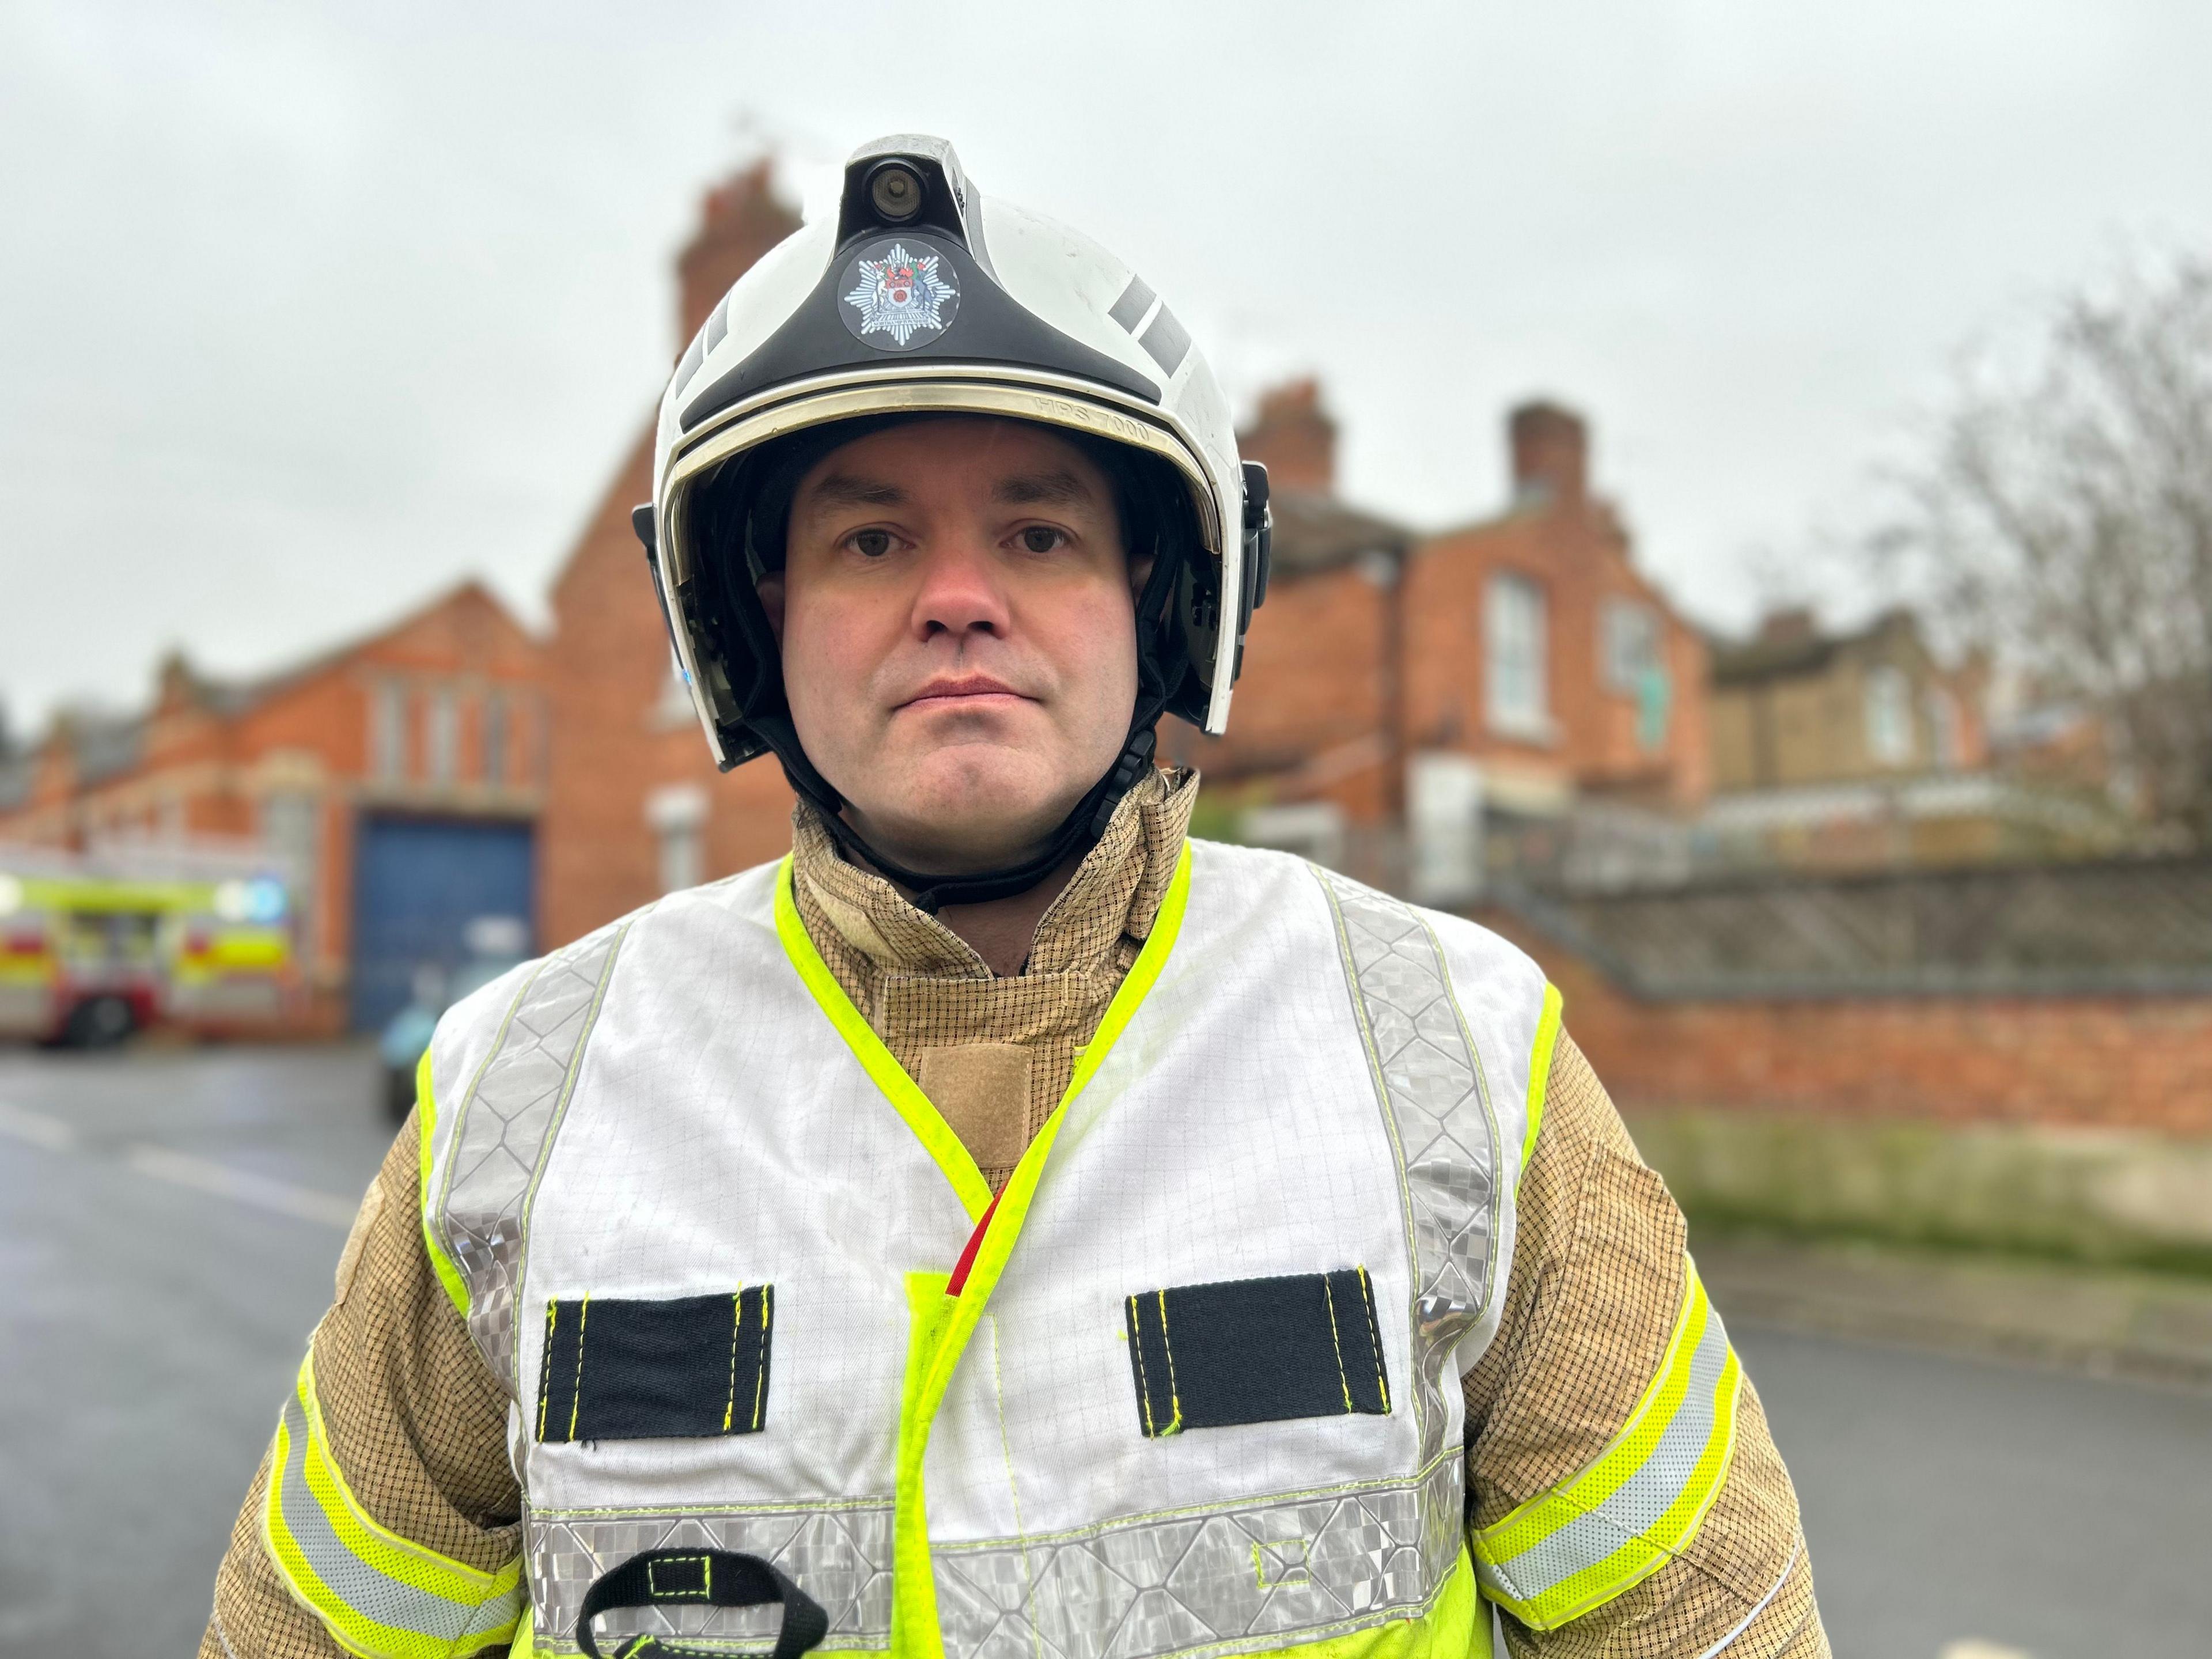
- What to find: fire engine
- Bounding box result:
[0,844,297,1046]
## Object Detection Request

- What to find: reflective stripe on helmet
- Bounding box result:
[260,1350,523,1658]
[1471,1260,1743,1631]
[660,370,1223,601]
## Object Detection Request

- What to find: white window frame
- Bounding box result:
[1239,801,1348,871]
[647,784,709,894]
[1408,751,1486,907]
[1601,599,1660,695]
[1486,572,1554,742]
[371,681,408,782]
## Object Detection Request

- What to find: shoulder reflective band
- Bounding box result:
[1471,1259,1743,1631]
[260,1350,524,1659]
[574,1548,827,1659]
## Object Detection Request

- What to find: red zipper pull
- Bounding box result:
[945,1191,1002,1297]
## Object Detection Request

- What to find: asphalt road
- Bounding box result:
[2,1044,2209,1659]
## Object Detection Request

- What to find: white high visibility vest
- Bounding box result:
[411,840,1558,1659]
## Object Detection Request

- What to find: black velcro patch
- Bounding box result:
[1124,1267,1391,1437]
[538,1287,774,1443]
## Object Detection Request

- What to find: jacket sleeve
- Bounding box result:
[202,1111,524,1659]
[1461,1033,1829,1657]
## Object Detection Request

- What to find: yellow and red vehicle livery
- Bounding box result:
[0,860,295,1044]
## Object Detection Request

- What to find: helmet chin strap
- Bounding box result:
[784,723,1160,914]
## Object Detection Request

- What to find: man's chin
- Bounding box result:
[844,754,1085,874]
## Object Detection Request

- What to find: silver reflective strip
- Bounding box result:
[434,922,631,1390]
[1315,868,1503,1468]
[528,1505,894,1654]
[1480,1303,1734,1604]
[524,1460,1461,1659]
[934,1455,1463,1659]
[273,1390,522,1649]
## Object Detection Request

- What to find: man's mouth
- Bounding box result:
[896,674,1035,713]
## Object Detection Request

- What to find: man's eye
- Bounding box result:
[1017,525,1066,554]
[851,529,895,559]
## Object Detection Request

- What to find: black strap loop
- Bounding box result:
[574,1548,828,1659]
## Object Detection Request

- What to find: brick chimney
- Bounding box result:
[1756,606,1819,646]
[1508,400,1588,509]
[675,159,804,347]
[1237,378,1338,497]
[154,650,202,714]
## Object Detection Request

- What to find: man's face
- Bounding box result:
[761,417,1140,873]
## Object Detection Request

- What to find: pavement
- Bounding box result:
[1699,1234,2212,1393]
[2,1042,2210,1658]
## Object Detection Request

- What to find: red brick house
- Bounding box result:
[0,582,547,1031]
[1172,384,1710,897]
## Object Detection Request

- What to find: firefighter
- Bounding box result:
[208,136,1825,1659]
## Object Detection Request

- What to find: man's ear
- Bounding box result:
[757,573,787,644]
[1128,552,1156,602]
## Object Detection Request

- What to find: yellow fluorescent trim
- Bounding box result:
[1485,1344,1744,1631]
[415,1047,472,1321]
[1247,1550,1485,1659]
[1471,1260,1745,1630]
[1552,1279,1710,1516]
[262,1355,521,1659]
[1474,1264,1711,1562]
[1519,983,1564,1175]
[775,857,993,1222]
[894,1272,957,1659]
[889,846,1194,1654]
[294,1353,513,1601]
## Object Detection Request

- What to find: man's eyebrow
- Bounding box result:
[800,473,908,509]
[993,469,1095,507]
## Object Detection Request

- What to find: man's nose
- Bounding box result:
[908,531,1013,642]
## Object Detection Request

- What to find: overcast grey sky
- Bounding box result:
[3,0,2209,732]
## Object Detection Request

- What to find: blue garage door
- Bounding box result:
[351,816,536,1033]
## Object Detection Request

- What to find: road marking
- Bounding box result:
[3,1099,357,1229]
[0,1100,79,1152]
[123,1144,357,1229]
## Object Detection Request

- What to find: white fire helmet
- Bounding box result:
[632,136,1270,903]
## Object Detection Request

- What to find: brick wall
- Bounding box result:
[1179,559,1396,820]
[1483,907,2212,1136]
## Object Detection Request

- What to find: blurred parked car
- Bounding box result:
[377,915,528,1121]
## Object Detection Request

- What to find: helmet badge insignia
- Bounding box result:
[839,238,960,351]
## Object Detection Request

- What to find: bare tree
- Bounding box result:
[1873,255,2212,841]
